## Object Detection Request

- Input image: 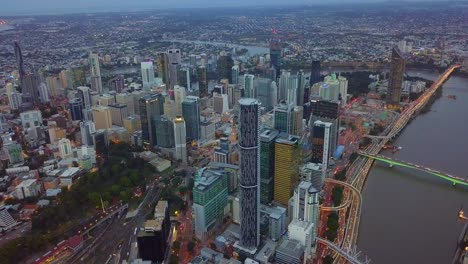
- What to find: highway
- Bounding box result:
[328,65,461,264]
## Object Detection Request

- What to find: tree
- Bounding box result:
[111,185,120,196]
[88,192,101,208]
[331,186,344,206]
[120,176,131,188]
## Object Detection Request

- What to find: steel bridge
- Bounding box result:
[358,151,468,187]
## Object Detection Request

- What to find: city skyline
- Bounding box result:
[0,3,466,264]
[0,0,455,16]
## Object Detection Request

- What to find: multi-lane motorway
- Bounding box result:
[330,65,460,264]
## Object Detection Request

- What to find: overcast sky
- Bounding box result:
[0,0,447,16]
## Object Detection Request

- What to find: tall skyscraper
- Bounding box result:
[14,42,25,87]
[141,61,155,89]
[193,167,229,240]
[254,77,274,111]
[309,100,339,155]
[311,120,332,184]
[297,70,306,106]
[80,121,96,146]
[240,74,255,98]
[310,61,321,87]
[387,47,405,106]
[154,116,174,148]
[278,70,298,104]
[92,105,112,130]
[231,65,240,85]
[69,98,84,121]
[239,98,261,249]
[38,83,50,103]
[289,181,319,260]
[173,85,186,115]
[217,52,234,82]
[89,52,103,94]
[168,49,181,89]
[182,96,200,142]
[156,52,170,85]
[274,135,299,206]
[274,101,293,134]
[270,40,282,77]
[291,106,303,137]
[338,75,349,106]
[108,103,129,127]
[139,94,164,147]
[22,74,40,108]
[260,129,279,204]
[174,116,187,163]
[323,74,340,101]
[197,66,208,97]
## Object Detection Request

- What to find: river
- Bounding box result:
[357,70,468,264]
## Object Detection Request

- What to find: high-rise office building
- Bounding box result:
[137,201,170,263]
[274,101,293,134]
[141,61,155,89]
[38,83,50,103]
[69,98,84,121]
[156,52,170,86]
[291,106,303,137]
[279,70,298,104]
[116,93,135,116]
[189,54,197,68]
[239,74,255,99]
[182,96,200,142]
[289,181,319,259]
[260,129,279,204]
[270,40,282,77]
[275,239,304,264]
[239,98,261,249]
[174,116,187,163]
[310,61,321,87]
[92,105,112,130]
[77,86,92,110]
[108,103,129,127]
[274,135,299,206]
[311,120,332,180]
[338,75,348,106]
[255,77,274,111]
[154,116,174,148]
[80,121,96,146]
[89,53,103,94]
[58,138,73,159]
[297,70,306,106]
[217,52,234,82]
[231,65,240,85]
[309,100,340,156]
[168,49,181,89]
[213,93,229,114]
[197,66,208,98]
[139,94,164,147]
[323,74,340,101]
[387,47,405,106]
[21,74,40,108]
[193,167,229,240]
[173,85,186,115]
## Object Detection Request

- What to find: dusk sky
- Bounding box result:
[0,0,444,16]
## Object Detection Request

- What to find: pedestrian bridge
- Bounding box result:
[358,151,468,187]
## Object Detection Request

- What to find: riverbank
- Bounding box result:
[357,71,468,264]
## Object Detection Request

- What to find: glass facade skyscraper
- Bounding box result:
[260,129,279,204]
[182,96,200,142]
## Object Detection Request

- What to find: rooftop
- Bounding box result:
[276,239,304,259]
